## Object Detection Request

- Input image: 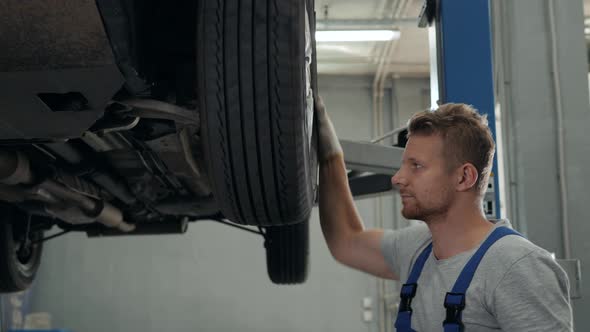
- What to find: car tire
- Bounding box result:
[197,0,317,227]
[0,206,43,293]
[265,219,309,284]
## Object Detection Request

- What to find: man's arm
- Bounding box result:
[492,250,572,331]
[319,156,398,279]
[316,97,398,280]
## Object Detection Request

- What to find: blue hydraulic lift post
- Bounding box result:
[432,0,501,218]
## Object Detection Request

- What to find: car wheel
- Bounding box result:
[197,0,317,227]
[264,0,317,285]
[0,206,43,293]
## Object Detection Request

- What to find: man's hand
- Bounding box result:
[315,96,343,164]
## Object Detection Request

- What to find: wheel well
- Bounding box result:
[97,0,199,103]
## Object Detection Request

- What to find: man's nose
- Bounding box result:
[392,169,404,187]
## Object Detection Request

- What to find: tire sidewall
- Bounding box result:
[0,211,43,293]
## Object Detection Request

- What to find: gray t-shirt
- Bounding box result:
[381,219,572,331]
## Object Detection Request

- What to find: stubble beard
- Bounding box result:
[401,193,453,222]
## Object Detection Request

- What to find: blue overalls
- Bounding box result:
[394,226,523,332]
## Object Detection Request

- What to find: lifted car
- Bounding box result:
[0,0,318,291]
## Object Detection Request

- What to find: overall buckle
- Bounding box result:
[443,292,465,329]
[399,283,417,312]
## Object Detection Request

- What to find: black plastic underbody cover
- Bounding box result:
[0,0,124,141]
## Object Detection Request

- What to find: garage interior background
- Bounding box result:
[3,0,589,331]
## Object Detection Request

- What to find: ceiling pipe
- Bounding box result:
[372,2,412,332]
[372,2,398,331]
[547,0,571,259]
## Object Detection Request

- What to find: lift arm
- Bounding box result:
[339,139,403,199]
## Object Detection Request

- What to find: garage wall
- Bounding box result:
[492,0,590,329]
[29,75,429,332]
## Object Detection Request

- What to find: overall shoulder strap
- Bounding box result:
[408,242,433,284]
[443,226,524,332]
[452,227,523,294]
[394,242,433,332]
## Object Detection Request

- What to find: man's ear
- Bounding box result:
[456,163,479,192]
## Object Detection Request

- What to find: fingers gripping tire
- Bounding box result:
[197,0,317,227]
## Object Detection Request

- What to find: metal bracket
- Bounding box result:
[340,139,404,198]
[418,0,437,28]
[348,173,393,200]
[341,139,404,175]
[556,259,582,299]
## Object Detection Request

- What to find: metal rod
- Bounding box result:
[210,219,264,236]
[32,230,71,244]
[371,126,407,143]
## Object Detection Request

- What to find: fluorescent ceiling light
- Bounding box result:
[316,30,400,42]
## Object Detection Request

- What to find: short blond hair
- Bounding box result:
[407,103,495,194]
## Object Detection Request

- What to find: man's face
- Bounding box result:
[391,134,457,221]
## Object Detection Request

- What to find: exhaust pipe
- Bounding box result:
[0,151,135,232]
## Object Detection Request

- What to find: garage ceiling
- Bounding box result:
[314,0,430,77]
[316,0,590,77]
